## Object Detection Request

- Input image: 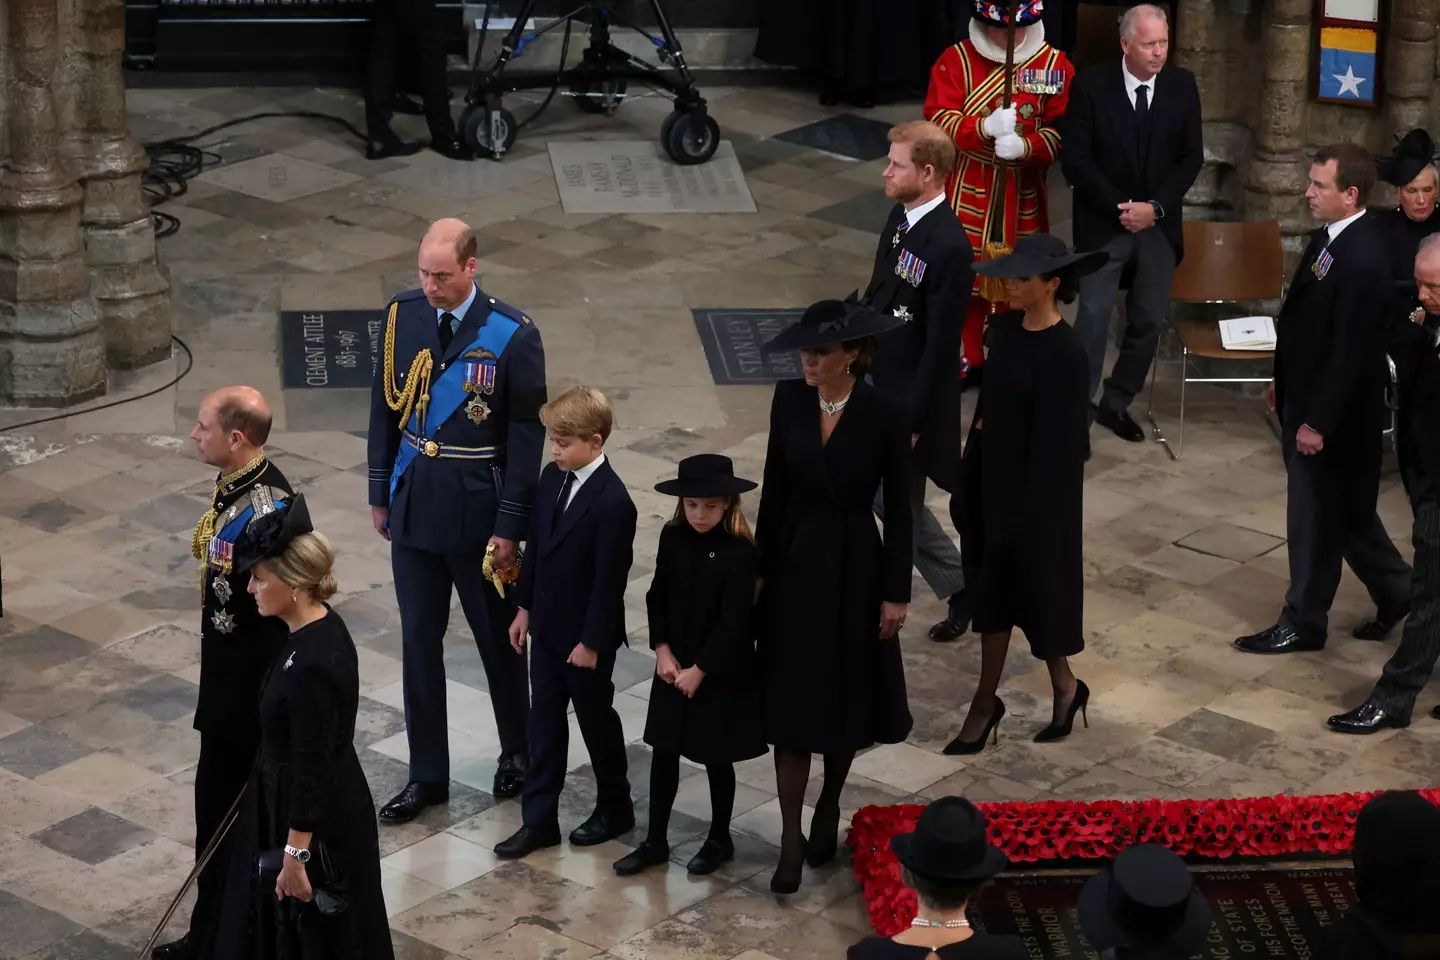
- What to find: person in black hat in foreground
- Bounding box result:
[943,235,1101,756]
[611,455,767,878]
[1317,790,1440,959]
[1078,843,1211,960]
[756,297,914,894]
[204,495,394,960]
[848,797,1023,959]
[1375,129,1440,324]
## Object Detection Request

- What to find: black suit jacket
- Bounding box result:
[864,200,973,491]
[514,459,637,655]
[1061,61,1204,257]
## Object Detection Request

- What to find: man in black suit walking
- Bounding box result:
[864,120,975,642]
[1236,143,1411,656]
[1062,3,1203,444]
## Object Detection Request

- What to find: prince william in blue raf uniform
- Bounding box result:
[368,218,547,822]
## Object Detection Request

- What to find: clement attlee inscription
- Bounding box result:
[280,310,383,389]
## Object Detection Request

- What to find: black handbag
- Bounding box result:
[256,844,349,917]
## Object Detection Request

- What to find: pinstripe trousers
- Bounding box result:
[872,465,967,601]
[1370,496,1440,721]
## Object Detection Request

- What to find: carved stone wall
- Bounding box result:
[0,0,169,406]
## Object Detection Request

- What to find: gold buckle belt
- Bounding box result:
[403,432,498,460]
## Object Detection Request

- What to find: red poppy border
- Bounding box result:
[846,791,1440,936]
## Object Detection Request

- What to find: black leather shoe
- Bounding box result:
[929,590,972,643]
[365,139,422,161]
[431,135,474,161]
[1096,406,1146,443]
[686,835,734,875]
[1327,701,1409,734]
[494,823,562,859]
[569,809,635,846]
[1352,610,1408,641]
[493,753,527,799]
[613,840,670,876]
[378,781,448,824]
[152,933,195,960]
[1234,624,1324,655]
[1432,704,1440,719]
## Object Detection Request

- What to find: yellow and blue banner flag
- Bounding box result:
[1318,26,1377,104]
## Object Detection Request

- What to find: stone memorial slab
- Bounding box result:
[776,113,894,161]
[549,141,757,214]
[194,153,363,203]
[972,866,1355,958]
[280,310,384,390]
[692,309,803,385]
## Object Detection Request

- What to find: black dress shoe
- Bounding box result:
[378,781,448,824]
[493,753,527,799]
[1234,624,1324,655]
[366,139,422,161]
[686,835,734,875]
[1327,702,1409,734]
[152,933,195,960]
[929,590,972,643]
[1352,609,1408,641]
[1432,704,1440,719]
[613,840,670,876]
[818,80,843,107]
[1096,406,1146,443]
[570,810,635,846]
[850,87,877,109]
[494,823,562,859]
[431,135,474,161]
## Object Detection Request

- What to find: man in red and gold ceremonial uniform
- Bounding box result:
[924,0,1073,376]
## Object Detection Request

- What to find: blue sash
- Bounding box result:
[208,496,289,573]
[217,499,289,542]
[390,310,522,498]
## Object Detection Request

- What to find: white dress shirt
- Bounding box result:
[906,192,948,231]
[1122,61,1157,110]
[437,283,478,328]
[1326,208,1367,244]
[561,453,606,510]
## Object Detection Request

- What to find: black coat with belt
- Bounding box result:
[642,522,767,765]
[864,200,973,492]
[1273,212,1392,529]
[1060,60,1204,258]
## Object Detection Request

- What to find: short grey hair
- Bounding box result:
[1120,3,1169,39]
[1418,233,1440,254]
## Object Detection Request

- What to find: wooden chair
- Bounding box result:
[1145,219,1285,459]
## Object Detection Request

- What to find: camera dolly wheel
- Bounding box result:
[661,108,719,165]
[460,106,519,158]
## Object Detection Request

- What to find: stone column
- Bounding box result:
[1238,0,1313,246]
[1383,0,1439,145]
[0,0,106,405]
[58,0,171,369]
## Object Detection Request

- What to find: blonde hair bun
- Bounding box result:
[268,531,339,601]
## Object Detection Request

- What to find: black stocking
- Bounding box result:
[646,750,681,845]
[816,751,854,812]
[773,746,811,854]
[706,763,736,842]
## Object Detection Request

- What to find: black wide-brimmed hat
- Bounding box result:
[890,798,1009,884]
[1078,844,1212,958]
[761,294,904,354]
[1378,128,1436,187]
[972,0,1044,26]
[654,454,757,498]
[973,233,1109,280]
[233,493,314,575]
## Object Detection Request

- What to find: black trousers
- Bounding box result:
[363,0,455,143]
[1369,496,1440,721]
[188,731,257,943]
[391,542,530,784]
[520,640,631,829]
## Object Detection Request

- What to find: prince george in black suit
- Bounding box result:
[496,387,638,859]
[1062,4,1203,443]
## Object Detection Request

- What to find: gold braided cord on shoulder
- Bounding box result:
[382,301,434,433]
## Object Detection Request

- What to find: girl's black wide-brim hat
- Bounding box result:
[654,454,757,498]
[761,294,904,354]
[889,797,1009,883]
[973,233,1109,279]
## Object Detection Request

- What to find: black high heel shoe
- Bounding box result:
[1034,680,1089,743]
[805,806,840,867]
[942,698,1005,755]
[771,833,806,895]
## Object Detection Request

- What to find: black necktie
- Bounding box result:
[438,312,457,352]
[1134,84,1150,127]
[552,470,575,530]
[1134,85,1151,172]
[1306,228,1330,268]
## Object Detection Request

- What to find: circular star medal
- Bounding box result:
[212,575,232,606]
[466,396,491,424]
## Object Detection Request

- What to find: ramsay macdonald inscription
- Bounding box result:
[280,310,383,389]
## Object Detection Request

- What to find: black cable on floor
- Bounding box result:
[0,336,195,434]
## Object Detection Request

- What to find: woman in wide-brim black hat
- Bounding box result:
[1376,128,1440,309]
[1078,843,1211,960]
[847,797,1025,959]
[943,234,1105,759]
[754,295,917,894]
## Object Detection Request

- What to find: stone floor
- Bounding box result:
[0,81,1435,960]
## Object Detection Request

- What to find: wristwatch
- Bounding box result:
[1148,200,1165,220]
[284,844,311,863]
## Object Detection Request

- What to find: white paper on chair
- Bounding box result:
[1219,316,1277,351]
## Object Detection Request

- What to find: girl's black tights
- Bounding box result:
[646,750,737,845]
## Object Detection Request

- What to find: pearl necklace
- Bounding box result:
[818,387,853,417]
[910,917,970,929]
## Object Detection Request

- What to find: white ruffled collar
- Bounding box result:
[968,19,1047,64]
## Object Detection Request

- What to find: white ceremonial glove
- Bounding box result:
[982,106,1018,140]
[994,133,1026,161]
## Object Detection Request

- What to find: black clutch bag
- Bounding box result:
[257,846,349,916]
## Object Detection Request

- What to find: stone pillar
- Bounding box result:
[0,0,106,405]
[58,0,171,369]
[1384,0,1439,145]
[1176,0,1250,221]
[1238,0,1313,246]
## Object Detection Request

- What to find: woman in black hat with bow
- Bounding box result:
[945,235,1102,756]
[205,495,394,960]
[849,797,1023,959]
[1377,129,1440,304]
[612,455,767,878]
[756,297,914,894]
[1078,843,1211,960]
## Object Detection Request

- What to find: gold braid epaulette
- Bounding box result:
[382,301,434,433]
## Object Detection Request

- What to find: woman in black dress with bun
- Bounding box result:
[757,297,914,894]
[945,236,1103,755]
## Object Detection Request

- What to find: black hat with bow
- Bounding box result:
[232,493,314,575]
[761,293,905,354]
[1378,128,1436,188]
[973,233,1110,280]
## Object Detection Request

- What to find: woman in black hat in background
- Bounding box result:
[207,495,393,960]
[757,297,914,894]
[945,235,1102,756]
[612,454,767,879]
[1377,128,1440,306]
[1078,843,1211,960]
[848,797,1023,959]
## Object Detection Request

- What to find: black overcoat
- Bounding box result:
[642,522,767,765]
